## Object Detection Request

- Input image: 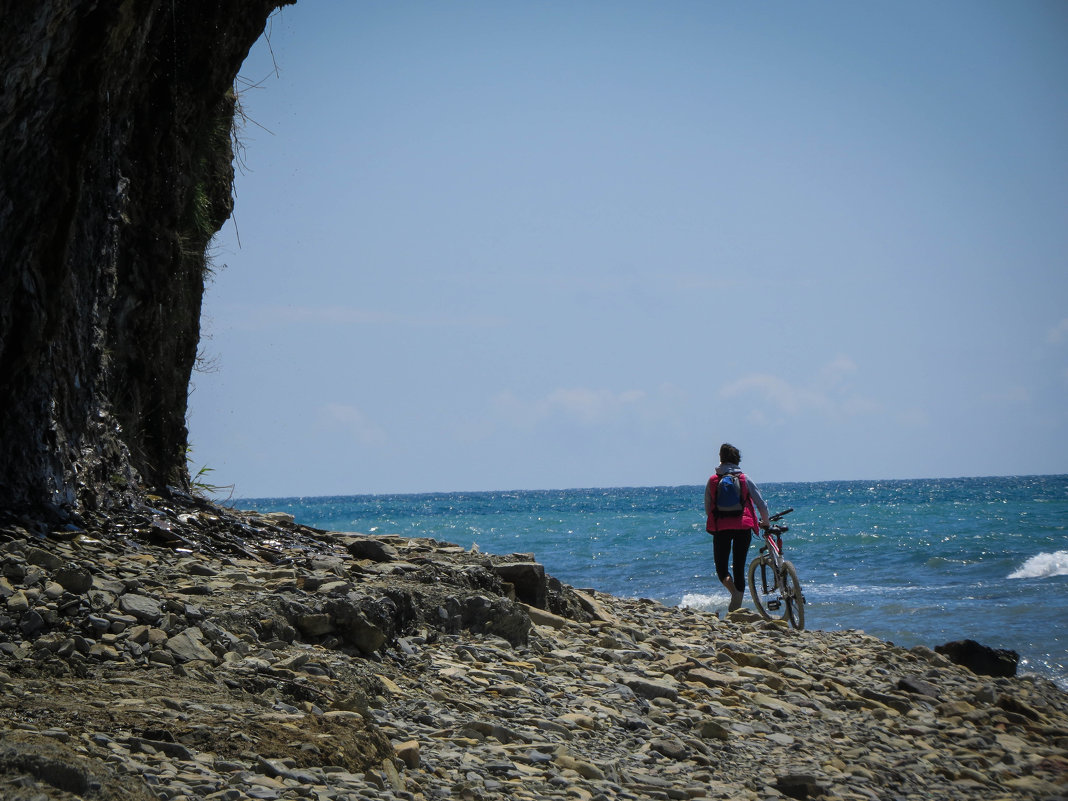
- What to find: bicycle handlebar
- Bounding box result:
[760,508,793,534]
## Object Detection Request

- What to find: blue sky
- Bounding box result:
[188,1,1068,498]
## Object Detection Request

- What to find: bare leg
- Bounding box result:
[721,575,744,612]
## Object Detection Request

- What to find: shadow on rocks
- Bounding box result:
[0,733,156,801]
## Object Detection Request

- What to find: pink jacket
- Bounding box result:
[704,472,759,532]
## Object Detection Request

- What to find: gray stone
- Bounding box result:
[860,687,912,713]
[54,565,93,594]
[0,499,1065,801]
[898,675,941,699]
[345,538,399,563]
[650,737,690,760]
[297,613,335,637]
[19,609,45,635]
[118,593,162,624]
[327,597,390,654]
[697,718,733,740]
[623,677,678,701]
[492,561,547,607]
[131,737,195,761]
[166,627,219,664]
[6,590,30,613]
[24,547,65,571]
[459,595,531,646]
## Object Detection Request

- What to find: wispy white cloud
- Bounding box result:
[719,357,881,424]
[547,387,646,423]
[318,403,388,445]
[493,387,647,427]
[819,355,858,384]
[488,385,693,430]
[719,374,832,417]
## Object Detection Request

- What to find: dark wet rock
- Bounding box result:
[0,735,157,801]
[776,773,823,800]
[328,596,395,654]
[297,612,335,637]
[898,675,942,699]
[345,537,400,563]
[54,565,93,594]
[460,594,531,646]
[128,736,195,761]
[492,561,547,607]
[936,639,1019,677]
[1,0,294,515]
[860,686,913,713]
[544,576,596,622]
[997,693,1045,721]
[623,676,679,701]
[23,548,64,572]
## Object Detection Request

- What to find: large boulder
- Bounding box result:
[459,595,530,646]
[935,639,1018,677]
[492,561,546,607]
[346,538,400,563]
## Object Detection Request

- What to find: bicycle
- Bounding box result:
[747,508,806,629]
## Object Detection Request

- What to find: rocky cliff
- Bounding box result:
[0,0,293,516]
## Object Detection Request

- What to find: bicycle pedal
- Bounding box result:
[767,600,781,611]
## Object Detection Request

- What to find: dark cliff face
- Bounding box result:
[0,0,293,515]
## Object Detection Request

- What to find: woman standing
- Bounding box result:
[705,443,770,611]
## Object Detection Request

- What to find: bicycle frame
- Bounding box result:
[760,527,786,572]
[758,506,793,580]
[753,529,786,609]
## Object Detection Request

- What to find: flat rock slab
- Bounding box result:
[118,593,162,624]
[165,628,218,664]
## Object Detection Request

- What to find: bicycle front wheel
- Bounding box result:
[747,556,806,630]
[781,560,805,631]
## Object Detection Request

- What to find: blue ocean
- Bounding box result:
[234,475,1067,688]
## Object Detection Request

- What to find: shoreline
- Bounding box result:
[1,498,1066,800]
[229,479,1068,692]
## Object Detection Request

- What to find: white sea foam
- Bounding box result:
[679,592,729,611]
[1008,550,1068,579]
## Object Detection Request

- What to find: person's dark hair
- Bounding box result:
[719,443,741,464]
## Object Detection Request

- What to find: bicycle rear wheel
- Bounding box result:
[747,555,775,621]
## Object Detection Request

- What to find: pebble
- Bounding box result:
[0,501,1065,801]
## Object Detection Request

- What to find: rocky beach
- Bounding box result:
[1,496,1065,801]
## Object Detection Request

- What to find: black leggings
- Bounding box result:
[713,529,753,594]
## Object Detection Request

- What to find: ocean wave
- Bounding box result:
[679,592,729,611]
[1008,551,1068,579]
